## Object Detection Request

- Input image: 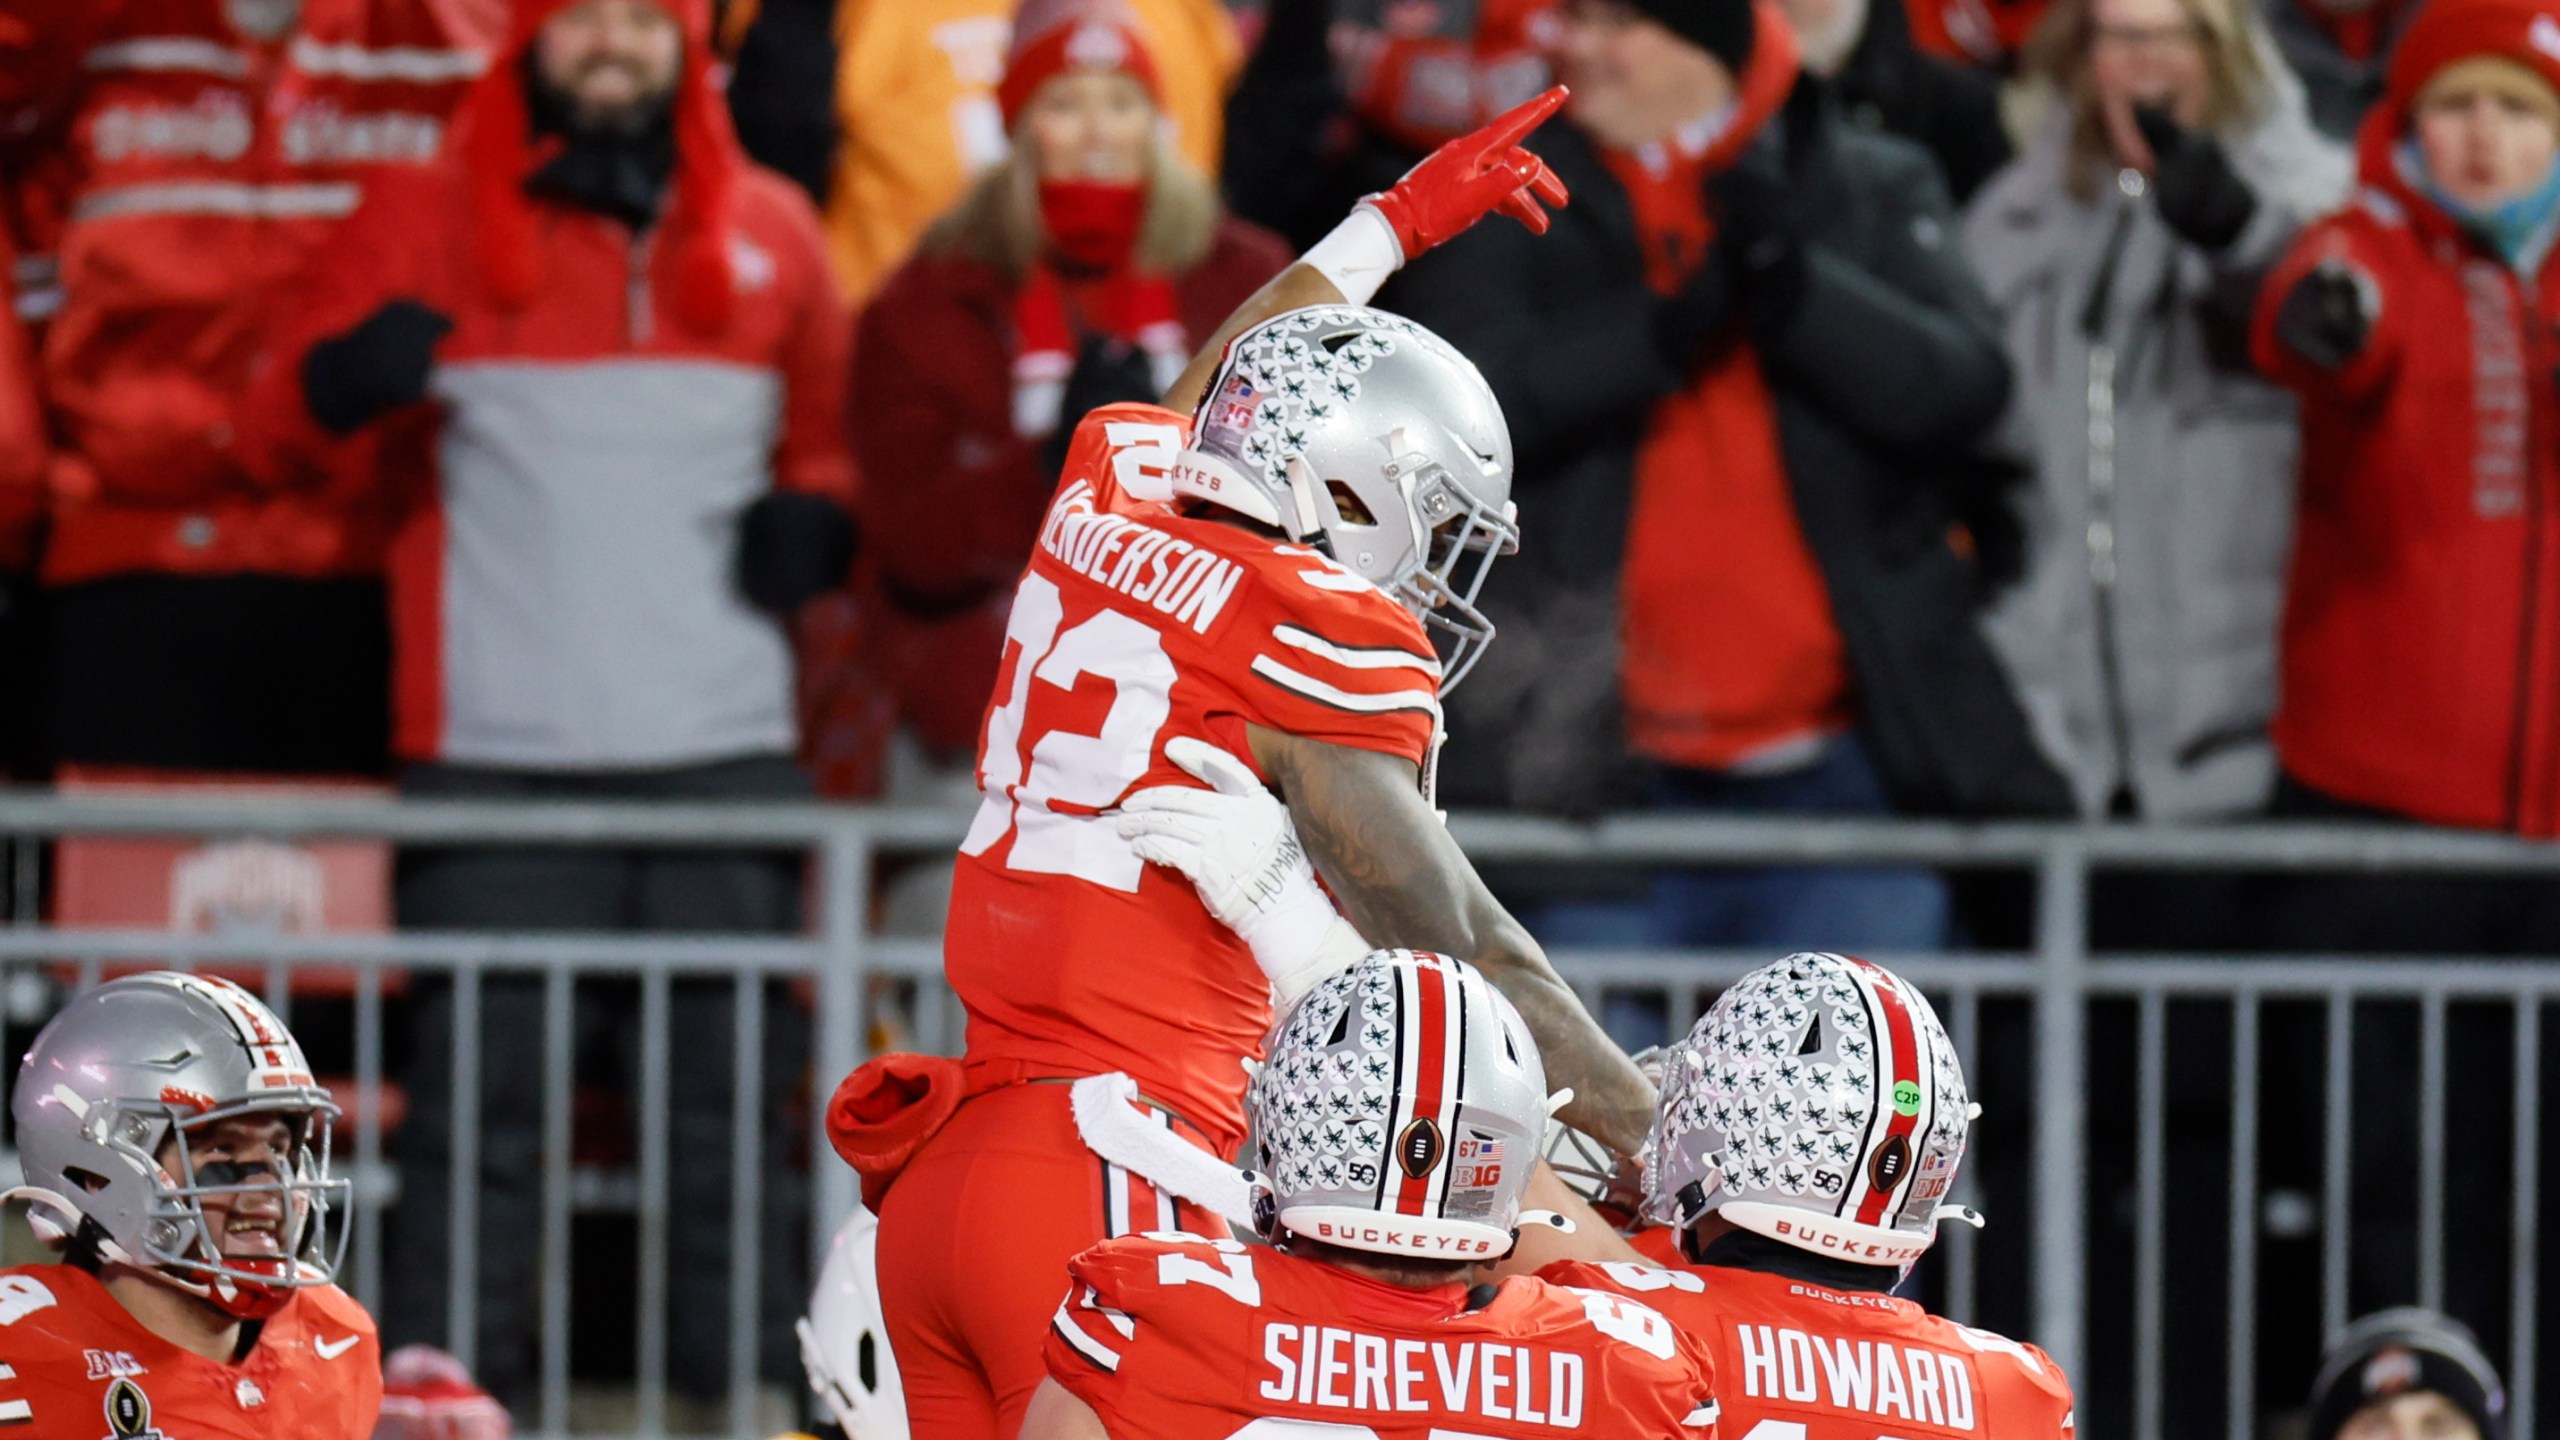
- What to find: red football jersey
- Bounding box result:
[0,1263,382,1439]
[1541,1258,2073,1440]
[947,403,1446,1151]
[1046,1233,1721,1439]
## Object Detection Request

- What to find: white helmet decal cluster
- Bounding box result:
[1645,953,1977,1271]
[1171,305,1521,692]
[1196,310,1413,486]
[1249,950,1547,1259]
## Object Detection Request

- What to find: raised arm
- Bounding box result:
[1161,86,1572,413]
[1247,726,1655,1155]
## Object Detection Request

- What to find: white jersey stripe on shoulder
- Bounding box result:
[86,37,248,76]
[1296,569,1376,593]
[288,36,489,81]
[1250,655,1442,721]
[1049,1303,1123,1372]
[0,1399,27,1423]
[1272,624,1442,678]
[1075,1283,1135,1340]
[1682,1400,1719,1427]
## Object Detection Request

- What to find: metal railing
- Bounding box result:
[0,792,2552,1440]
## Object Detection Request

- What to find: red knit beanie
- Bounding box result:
[461,0,739,335]
[997,0,1166,133]
[2382,0,2560,120]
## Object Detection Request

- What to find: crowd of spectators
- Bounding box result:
[12,0,2560,911]
[5,0,2560,1422]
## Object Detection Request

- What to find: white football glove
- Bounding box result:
[1115,736,1369,1007]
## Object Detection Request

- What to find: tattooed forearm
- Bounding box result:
[1248,725,1657,1154]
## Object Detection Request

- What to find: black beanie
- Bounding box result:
[1623,0,1758,72]
[2308,1310,2507,1440]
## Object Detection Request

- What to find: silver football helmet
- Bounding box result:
[1247,949,1548,1260]
[7,972,348,1317]
[1645,953,1982,1272]
[1171,305,1520,690]
[798,1206,909,1439]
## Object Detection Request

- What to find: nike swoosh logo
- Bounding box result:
[314,1335,360,1360]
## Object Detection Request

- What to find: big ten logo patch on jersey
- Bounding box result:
[82,1352,145,1381]
[1734,1325,1980,1432]
[103,1378,171,1440]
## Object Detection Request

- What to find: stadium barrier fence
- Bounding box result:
[0,792,2550,1440]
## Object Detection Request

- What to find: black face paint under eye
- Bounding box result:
[192,1158,287,1188]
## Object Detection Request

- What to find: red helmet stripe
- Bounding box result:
[1395,958,1452,1216]
[1853,960,1926,1228]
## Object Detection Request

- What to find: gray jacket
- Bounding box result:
[1960,77,2349,820]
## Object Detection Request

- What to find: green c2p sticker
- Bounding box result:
[1892,1080,1924,1116]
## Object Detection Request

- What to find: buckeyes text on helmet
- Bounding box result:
[1644,951,1982,1273]
[1247,949,1551,1260]
[6,972,350,1319]
[1170,306,1521,691]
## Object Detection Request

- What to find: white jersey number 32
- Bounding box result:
[963,571,1175,890]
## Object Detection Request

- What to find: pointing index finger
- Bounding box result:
[1480,84,1569,152]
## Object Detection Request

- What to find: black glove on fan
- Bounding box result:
[303,299,453,437]
[2133,105,2259,252]
[736,491,860,616]
[1650,250,1739,373]
[2272,262,2375,371]
[1707,150,1812,337]
[1042,334,1161,481]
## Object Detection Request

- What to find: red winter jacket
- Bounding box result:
[0,218,43,570]
[2252,0,2560,833]
[240,12,855,769]
[833,216,1287,761]
[5,0,499,586]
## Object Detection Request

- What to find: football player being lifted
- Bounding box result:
[826,69,1657,1440]
[1136,783,2080,1440]
[1021,949,1719,1440]
[0,973,380,1439]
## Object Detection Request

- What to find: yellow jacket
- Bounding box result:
[824,0,1241,307]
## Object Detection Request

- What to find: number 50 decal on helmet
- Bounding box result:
[1246,949,1555,1259]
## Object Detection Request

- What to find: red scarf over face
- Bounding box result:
[1009,179,1185,437]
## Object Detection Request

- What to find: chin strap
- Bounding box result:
[1932,1204,1987,1231]
[1515,1210,1577,1234]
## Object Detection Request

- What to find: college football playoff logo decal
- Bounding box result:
[1869,1132,1914,1193]
[1395,1116,1444,1180]
[102,1378,168,1440]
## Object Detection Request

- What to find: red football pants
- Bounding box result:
[876,1081,1223,1439]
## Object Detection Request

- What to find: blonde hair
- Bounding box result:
[2023,0,2272,195]
[922,131,1223,282]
